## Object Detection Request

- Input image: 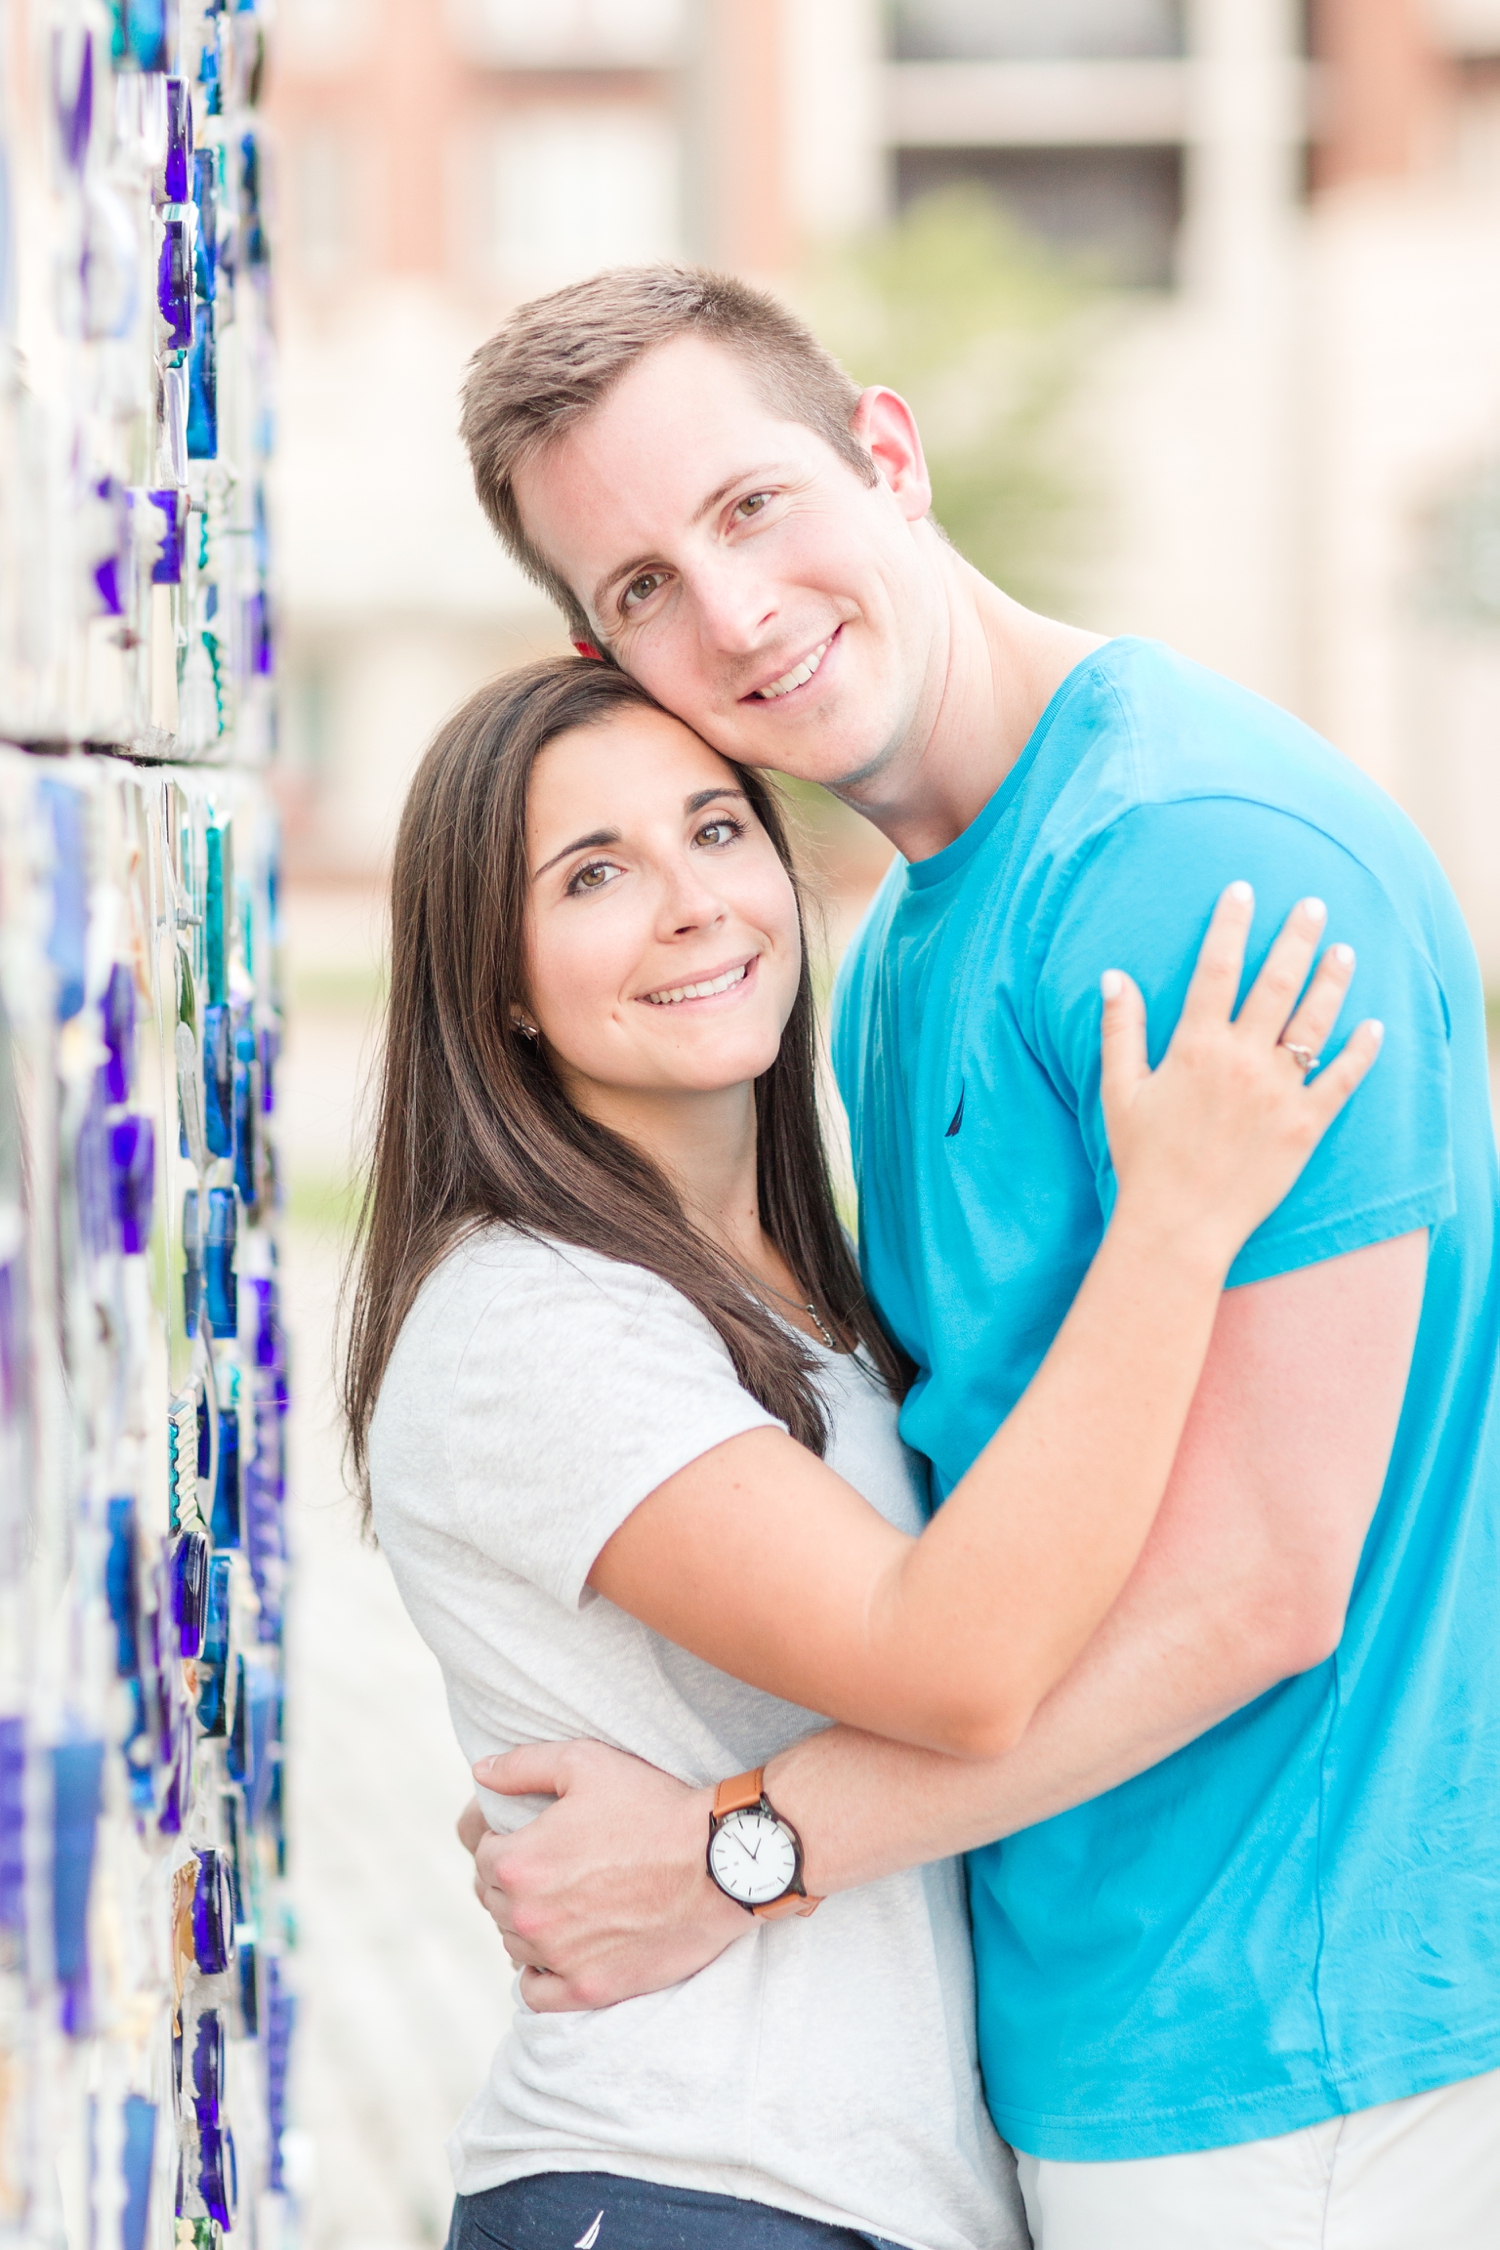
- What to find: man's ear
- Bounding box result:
[849,387,933,525]
[572,638,603,661]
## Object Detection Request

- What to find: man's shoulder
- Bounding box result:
[1034,639,1438,905]
[1056,639,1363,823]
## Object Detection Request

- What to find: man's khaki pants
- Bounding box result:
[1016,2064,1500,2248]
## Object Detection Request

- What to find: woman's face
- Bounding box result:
[522,705,803,1105]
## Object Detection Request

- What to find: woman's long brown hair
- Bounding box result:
[341,657,910,1519]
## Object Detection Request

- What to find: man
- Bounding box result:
[449,266,1499,2245]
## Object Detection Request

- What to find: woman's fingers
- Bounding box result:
[1234,896,1328,1039]
[1098,968,1147,1129]
[1177,881,1256,1029]
[1304,1018,1384,1126]
[1278,942,1355,1063]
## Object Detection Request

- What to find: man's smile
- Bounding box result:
[744,629,839,702]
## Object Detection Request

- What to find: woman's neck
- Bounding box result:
[568,1076,768,1271]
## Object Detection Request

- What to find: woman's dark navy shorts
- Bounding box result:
[448,2172,908,2250]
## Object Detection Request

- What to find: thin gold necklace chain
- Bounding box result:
[732,1260,839,1352]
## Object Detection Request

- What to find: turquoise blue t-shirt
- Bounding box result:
[832,638,1500,2162]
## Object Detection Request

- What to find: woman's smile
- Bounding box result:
[638,956,758,1009]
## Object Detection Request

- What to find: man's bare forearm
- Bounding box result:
[769,1549,1262,1889]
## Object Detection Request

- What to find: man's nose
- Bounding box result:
[687,553,777,655]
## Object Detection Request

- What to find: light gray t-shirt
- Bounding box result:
[369,1227,1026,2250]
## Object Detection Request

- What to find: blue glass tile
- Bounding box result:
[105,1498,140,1677]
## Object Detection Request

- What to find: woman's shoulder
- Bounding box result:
[402,1222,719,1367]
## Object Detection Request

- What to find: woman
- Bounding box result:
[344,658,1379,2250]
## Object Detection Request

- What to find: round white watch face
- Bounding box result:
[708,1807,800,1907]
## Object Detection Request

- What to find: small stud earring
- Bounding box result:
[513,1016,539,1042]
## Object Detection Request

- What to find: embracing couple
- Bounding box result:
[341,267,1500,2250]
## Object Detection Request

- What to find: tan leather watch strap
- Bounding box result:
[752,1890,821,1921]
[713,1767,768,1819]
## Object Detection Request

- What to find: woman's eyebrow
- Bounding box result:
[533,826,619,879]
[684,787,747,814]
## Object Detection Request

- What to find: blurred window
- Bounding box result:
[891,0,1184,62]
[1430,0,1500,54]
[278,0,377,75]
[452,0,684,69]
[480,106,681,291]
[293,126,363,284]
[896,146,1182,288]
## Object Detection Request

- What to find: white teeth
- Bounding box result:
[753,635,832,700]
[644,963,749,1006]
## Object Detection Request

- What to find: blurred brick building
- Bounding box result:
[268,0,1500,980]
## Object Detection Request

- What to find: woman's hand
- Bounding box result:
[1100,882,1383,1277]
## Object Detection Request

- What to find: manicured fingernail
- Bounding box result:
[1368,1020,1384,1044]
[1101,969,1124,999]
[1226,880,1252,904]
[1302,897,1326,922]
[1331,942,1354,967]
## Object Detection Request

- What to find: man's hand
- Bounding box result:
[456,1740,749,2011]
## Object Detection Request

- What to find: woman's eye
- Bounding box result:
[622,570,667,611]
[568,860,621,894]
[735,492,771,520]
[696,818,743,848]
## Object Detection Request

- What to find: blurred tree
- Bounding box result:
[798,187,1101,620]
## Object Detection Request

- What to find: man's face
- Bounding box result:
[512,334,945,795]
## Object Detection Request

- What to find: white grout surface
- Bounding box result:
[279,882,514,2250]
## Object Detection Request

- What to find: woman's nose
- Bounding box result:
[658,861,727,936]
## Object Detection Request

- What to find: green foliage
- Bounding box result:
[800,188,1099,617]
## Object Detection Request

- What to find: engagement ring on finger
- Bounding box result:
[1280,1041,1320,1075]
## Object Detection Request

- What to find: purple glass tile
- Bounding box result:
[147,487,187,585]
[40,780,86,1021]
[162,79,193,205]
[157,1709,193,1839]
[51,28,93,175]
[76,1071,113,1263]
[190,2009,224,2127]
[157,218,193,350]
[102,964,135,1103]
[171,1530,210,1661]
[0,1718,24,1937]
[191,1850,234,1975]
[264,1958,296,2189]
[110,1114,155,1256]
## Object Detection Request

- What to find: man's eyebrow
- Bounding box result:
[590,465,790,620]
[533,826,619,879]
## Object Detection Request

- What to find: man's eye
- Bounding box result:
[622,571,667,610]
[735,493,771,519]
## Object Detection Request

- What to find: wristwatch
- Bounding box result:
[706,1768,822,1920]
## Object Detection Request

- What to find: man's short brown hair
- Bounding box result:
[459,264,876,642]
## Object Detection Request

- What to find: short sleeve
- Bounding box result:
[446,1241,783,1608]
[1028,798,1456,1287]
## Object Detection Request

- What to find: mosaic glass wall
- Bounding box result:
[0,6,293,2249]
